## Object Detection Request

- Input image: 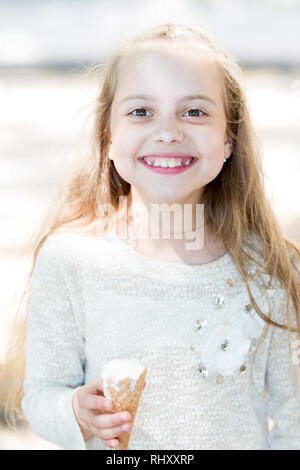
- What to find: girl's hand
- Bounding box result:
[72,377,144,449]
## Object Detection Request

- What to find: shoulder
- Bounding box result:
[242,232,299,329]
[35,228,119,277]
[31,234,70,286]
[38,227,112,256]
[241,232,266,266]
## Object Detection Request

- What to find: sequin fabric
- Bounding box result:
[22,229,300,450]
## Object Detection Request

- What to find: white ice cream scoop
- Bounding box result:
[101,358,146,399]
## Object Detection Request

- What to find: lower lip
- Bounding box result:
[139,158,197,174]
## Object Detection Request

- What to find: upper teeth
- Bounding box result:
[143,158,192,167]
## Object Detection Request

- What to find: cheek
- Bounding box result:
[112,122,143,156]
[196,125,225,157]
[110,129,137,182]
[111,158,133,185]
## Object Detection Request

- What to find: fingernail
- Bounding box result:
[122,423,131,432]
[121,412,131,422]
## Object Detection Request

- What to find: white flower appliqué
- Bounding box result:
[199,324,251,377]
[192,290,268,378]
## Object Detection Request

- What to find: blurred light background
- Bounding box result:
[0,0,299,449]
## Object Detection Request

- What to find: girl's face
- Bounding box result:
[110,42,232,205]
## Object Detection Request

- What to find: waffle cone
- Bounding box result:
[106,367,147,450]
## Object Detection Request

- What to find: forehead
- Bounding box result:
[115,41,223,103]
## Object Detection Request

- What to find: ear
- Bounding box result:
[224,136,233,158]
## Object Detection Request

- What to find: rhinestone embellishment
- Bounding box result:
[226,279,236,287]
[266,288,275,298]
[245,303,253,312]
[215,295,225,308]
[190,344,196,352]
[197,365,208,378]
[216,375,224,384]
[220,340,229,351]
[239,364,247,375]
[195,319,208,332]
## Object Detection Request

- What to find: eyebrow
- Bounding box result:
[119,94,216,107]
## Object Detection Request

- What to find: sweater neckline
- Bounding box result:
[106,227,233,273]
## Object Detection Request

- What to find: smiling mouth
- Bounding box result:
[138,156,197,168]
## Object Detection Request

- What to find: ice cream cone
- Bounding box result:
[101,358,147,450]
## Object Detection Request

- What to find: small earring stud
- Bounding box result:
[224,158,227,162]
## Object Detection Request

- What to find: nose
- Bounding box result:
[153,129,184,144]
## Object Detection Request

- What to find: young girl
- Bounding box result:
[3,23,300,450]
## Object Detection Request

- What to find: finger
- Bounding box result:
[86,377,104,395]
[103,438,120,449]
[93,410,131,429]
[77,393,114,411]
[95,422,132,441]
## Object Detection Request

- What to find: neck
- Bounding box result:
[115,188,204,240]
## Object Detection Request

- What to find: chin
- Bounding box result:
[144,192,185,205]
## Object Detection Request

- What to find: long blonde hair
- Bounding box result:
[1,22,300,428]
